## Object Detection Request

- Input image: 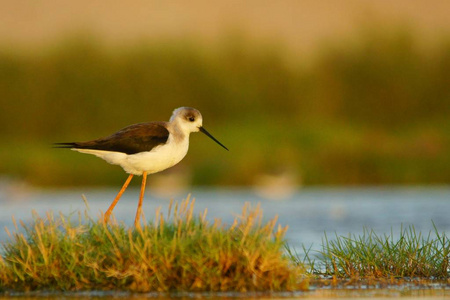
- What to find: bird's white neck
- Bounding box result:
[169,121,189,144]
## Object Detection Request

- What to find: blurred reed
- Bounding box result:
[0,29,449,186]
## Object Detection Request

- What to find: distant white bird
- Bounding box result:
[55,107,228,228]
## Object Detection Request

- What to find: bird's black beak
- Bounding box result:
[199,127,229,151]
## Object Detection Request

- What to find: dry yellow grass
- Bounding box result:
[0,196,308,292]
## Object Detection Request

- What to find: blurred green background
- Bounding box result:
[1,1,449,187]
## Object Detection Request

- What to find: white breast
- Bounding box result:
[73,134,190,176]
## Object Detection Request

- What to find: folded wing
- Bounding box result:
[54,122,170,155]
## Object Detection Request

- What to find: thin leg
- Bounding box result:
[134,171,147,229]
[104,174,134,224]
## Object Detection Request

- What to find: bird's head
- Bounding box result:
[170,107,203,133]
[170,107,228,151]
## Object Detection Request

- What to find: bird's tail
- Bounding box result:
[53,142,77,148]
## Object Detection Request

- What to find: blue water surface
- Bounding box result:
[1,186,449,254]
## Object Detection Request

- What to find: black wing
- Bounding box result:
[54,122,170,154]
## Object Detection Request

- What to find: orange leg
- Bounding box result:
[104,174,134,224]
[134,171,147,229]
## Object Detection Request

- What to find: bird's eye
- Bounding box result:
[189,117,195,122]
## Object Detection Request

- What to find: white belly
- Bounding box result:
[74,139,189,176]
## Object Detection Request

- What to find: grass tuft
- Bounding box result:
[299,223,449,280]
[0,196,307,292]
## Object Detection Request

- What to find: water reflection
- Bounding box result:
[0,287,448,299]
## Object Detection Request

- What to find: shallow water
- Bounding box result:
[1,186,449,254]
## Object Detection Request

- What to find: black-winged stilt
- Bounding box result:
[55,107,228,228]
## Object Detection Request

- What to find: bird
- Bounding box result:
[55,107,228,228]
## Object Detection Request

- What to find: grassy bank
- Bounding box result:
[1,29,450,186]
[0,197,307,292]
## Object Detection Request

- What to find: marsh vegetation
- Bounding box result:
[0,198,448,293]
[1,29,450,187]
[0,198,307,292]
